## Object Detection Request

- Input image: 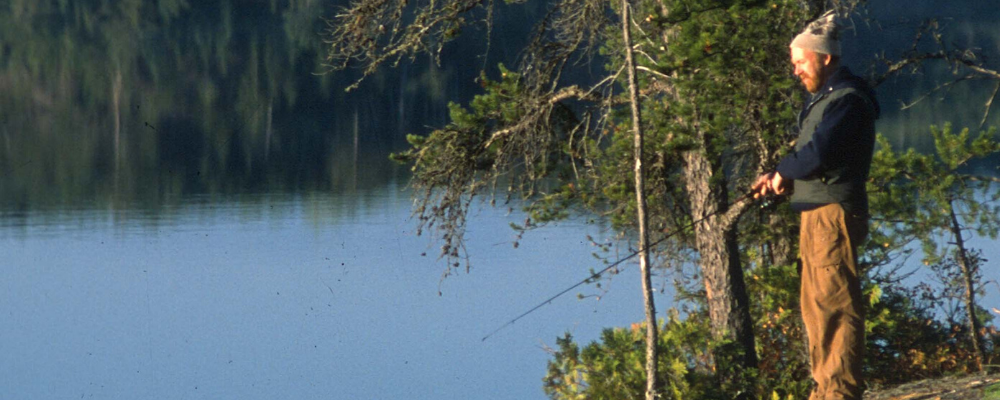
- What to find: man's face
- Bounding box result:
[790,47,831,94]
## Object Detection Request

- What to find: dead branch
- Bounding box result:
[871,20,1000,127]
[898,75,977,110]
[981,82,1000,128]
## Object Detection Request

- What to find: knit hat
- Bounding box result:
[790,10,841,56]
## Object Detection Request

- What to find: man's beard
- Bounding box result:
[801,75,820,93]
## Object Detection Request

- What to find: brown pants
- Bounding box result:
[800,204,867,400]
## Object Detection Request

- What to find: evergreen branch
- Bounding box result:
[483,86,603,148]
[660,0,767,25]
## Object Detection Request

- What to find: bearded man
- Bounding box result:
[752,11,880,400]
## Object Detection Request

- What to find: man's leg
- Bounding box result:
[800,204,866,400]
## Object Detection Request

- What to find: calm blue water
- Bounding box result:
[0,185,663,399]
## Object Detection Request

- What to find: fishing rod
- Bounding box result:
[481,190,780,342]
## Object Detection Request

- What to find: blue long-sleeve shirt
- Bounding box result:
[776,67,880,213]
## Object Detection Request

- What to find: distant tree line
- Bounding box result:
[0,0,469,211]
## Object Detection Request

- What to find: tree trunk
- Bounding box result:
[948,199,985,372]
[653,2,758,387]
[623,1,659,398]
[683,148,758,386]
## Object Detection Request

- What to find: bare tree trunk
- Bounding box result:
[622,1,659,398]
[683,148,758,391]
[948,199,985,372]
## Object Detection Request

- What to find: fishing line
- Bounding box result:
[481,190,779,342]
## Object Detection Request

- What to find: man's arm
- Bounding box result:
[775,94,872,180]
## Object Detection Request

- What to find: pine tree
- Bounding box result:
[868,123,1000,372]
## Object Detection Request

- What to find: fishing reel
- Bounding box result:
[756,194,785,211]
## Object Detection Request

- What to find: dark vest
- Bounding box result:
[791,87,877,215]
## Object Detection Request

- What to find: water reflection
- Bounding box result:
[0,0,485,215]
[0,181,409,238]
[2,1,996,218]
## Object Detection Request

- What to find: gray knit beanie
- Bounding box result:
[790,10,841,56]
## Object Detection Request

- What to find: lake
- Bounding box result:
[1,184,662,399]
[1,1,999,399]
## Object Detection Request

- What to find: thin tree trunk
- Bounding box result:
[622,2,659,398]
[948,199,985,372]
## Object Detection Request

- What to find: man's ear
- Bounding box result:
[821,54,833,67]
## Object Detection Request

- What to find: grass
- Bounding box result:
[984,382,1000,400]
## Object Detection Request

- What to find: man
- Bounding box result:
[752,11,880,400]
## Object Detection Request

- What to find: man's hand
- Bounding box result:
[751,172,789,199]
[769,171,787,195]
[752,173,773,199]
